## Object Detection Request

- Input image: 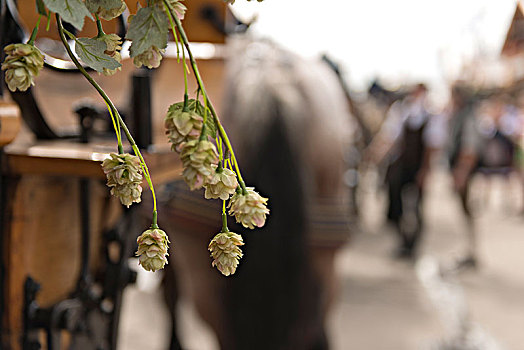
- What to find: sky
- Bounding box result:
[229,0,518,94]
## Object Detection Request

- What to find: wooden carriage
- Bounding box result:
[0,0,230,348]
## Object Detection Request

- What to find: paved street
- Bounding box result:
[118,166,524,350]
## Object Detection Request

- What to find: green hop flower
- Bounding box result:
[1,43,44,92]
[164,106,204,152]
[86,0,127,21]
[228,187,269,229]
[99,34,122,55]
[133,46,164,69]
[136,228,170,272]
[180,140,219,190]
[208,231,244,276]
[97,34,122,76]
[101,153,143,207]
[204,165,238,200]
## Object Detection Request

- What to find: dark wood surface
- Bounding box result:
[1,139,183,350]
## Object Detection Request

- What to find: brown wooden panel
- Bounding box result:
[3,176,108,350]
[16,0,227,43]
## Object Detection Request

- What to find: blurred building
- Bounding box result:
[458,1,524,90]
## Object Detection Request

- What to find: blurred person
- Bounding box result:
[475,94,522,173]
[365,83,446,259]
[448,87,524,269]
[159,36,354,350]
[446,84,484,268]
[514,90,524,213]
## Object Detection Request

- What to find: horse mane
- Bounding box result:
[220,36,354,349]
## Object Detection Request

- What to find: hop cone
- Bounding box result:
[228,187,269,229]
[208,231,244,276]
[101,153,143,207]
[110,182,142,207]
[136,228,170,272]
[86,0,126,20]
[1,43,44,92]
[165,0,187,19]
[133,46,164,69]
[180,140,219,190]
[97,34,122,76]
[164,106,203,152]
[204,165,238,200]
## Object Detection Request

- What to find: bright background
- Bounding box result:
[229,0,518,94]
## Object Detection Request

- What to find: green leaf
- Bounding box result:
[36,0,48,16]
[43,0,93,30]
[74,37,121,73]
[85,0,123,13]
[126,6,169,57]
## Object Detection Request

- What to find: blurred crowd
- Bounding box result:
[357,79,524,267]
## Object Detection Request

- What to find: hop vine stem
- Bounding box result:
[56,14,158,222]
[169,10,247,193]
[27,14,42,45]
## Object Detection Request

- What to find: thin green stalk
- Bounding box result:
[198,92,208,142]
[162,1,181,61]
[56,15,133,145]
[215,136,223,171]
[181,43,188,100]
[27,14,42,45]
[46,11,52,31]
[227,158,234,172]
[172,14,247,193]
[56,14,158,221]
[163,2,189,106]
[132,144,157,215]
[221,201,228,232]
[152,210,158,229]
[95,15,105,38]
[105,101,123,153]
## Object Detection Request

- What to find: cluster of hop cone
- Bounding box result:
[101,99,269,276]
[1,0,268,277]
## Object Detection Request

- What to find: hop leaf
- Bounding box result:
[85,0,122,11]
[136,228,170,272]
[180,140,219,190]
[1,43,44,92]
[204,165,238,200]
[126,6,169,58]
[85,0,126,20]
[43,0,93,30]
[228,187,269,229]
[208,231,244,276]
[74,37,121,73]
